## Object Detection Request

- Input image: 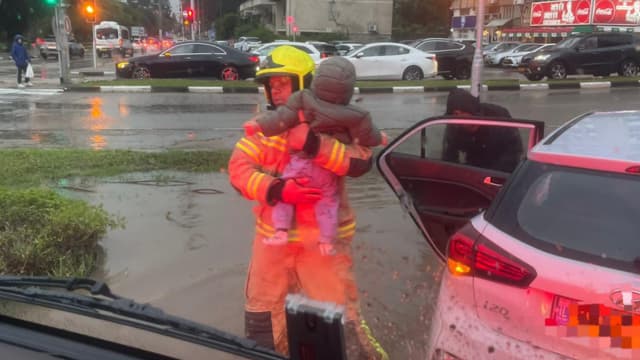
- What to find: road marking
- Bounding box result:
[579,81,611,89]
[392,86,424,93]
[187,86,224,93]
[100,85,151,92]
[520,83,549,90]
[0,88,63,96]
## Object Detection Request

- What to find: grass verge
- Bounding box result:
[0,149,231,277]
[0,149,231,188]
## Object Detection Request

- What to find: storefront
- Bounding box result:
[501,25,593,42]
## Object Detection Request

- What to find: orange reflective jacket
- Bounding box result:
[228,131,373,241]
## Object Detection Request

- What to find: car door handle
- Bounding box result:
[483,176,505,187]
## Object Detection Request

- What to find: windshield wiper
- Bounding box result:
[0,276,285,360]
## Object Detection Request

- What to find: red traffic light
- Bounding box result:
[185,8,194,22]
[292,25,299,32]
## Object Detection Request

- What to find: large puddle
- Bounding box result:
[44,170,442,359]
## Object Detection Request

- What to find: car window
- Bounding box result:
[383,45,410,56]
[291,45,314,54]
[491,161,640,274]
[257,45,277,56]
[598,34,631,48]
[581,36,597,49]
[121,29,129,40]
[166,44,194,55]
[359,46,383,57]
[393,123,529,173]
[435,41,460,51]
[418,41,436,52]
[194,44,224,54]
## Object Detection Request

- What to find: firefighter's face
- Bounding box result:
[269,76,293,106]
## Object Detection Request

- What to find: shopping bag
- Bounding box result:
[26,63,34,79]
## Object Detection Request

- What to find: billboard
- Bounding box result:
[530,0,592,26]
[452,15,477,28]
[592,0,640,25]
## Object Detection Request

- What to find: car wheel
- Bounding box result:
[619,59,638,77]
[548,61,567,80]
[221,66,239,81]
[443,73,456,80]
[454,62,471,80]
[525,73,543,81]
[402,66,423,81]
[132,66,151,80]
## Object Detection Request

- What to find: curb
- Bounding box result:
[71,71,115,76]
[61,80,640,93]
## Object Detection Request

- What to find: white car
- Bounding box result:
[483,42,521,65]
[378,110,640,360]
[343,42,437,80]
[502,43,555,67]
[234,37,261,52]
[251,41,324,65]
[485,43,534,66]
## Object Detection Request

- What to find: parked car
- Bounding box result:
[378,110,640,360]
[305,41,340,59]
[252,41,325,65]
[39,36,85,59]
[503,43,554,68]
[483,42,521,65]
[486,43,543,66]
[115,41,259,80]
[412,38,474,80]
[526,32,640,80]
[344,42,437,80]
[335,43,363,56]
[234,36,261,52]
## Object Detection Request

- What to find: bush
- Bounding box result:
[0,188,123,277]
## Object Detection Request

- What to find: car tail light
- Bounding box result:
[119,39,123,46]
[321,52,328,58]
[249,55,259,63]
[447,224,536,288]
[626,165,640,174]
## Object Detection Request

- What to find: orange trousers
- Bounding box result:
[244,228,359,355]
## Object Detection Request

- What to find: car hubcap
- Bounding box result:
[552,64,565,79]
[623,62,637,77]
[134,68,150,79]
[222,67,239,81]
[406,69,420,80]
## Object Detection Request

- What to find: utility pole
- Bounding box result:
[54,1,71,84]
[158,0,163,49]
[191,0,196,40]
[470,0,485,97]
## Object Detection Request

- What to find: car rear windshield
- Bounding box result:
[97,28,118,40]
[489,160,640,274]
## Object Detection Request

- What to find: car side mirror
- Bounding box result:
[355,52,364,59]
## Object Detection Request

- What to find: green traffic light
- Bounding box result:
[45,0,58,6]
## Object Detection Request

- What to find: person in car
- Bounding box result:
[228,45,388,359]
[242,56,387,256]
[443,88,523,172]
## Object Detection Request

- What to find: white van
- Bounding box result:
[95,21,134,57]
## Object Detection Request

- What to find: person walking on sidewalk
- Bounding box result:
[10,34,32,88]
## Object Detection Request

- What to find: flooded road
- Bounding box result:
[55,169,441,359]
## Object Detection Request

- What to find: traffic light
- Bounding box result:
[83,2,96,23]
[44,0,58,6]
[187,8,195,22]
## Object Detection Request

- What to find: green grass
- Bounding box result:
[0,188,123,277]
[0,149,231,188]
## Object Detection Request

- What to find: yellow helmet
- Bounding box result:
[255,45,315,93]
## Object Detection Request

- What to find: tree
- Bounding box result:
[393,0,452,39]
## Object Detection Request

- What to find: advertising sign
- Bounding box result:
[530,0,592,26]
[452,15,477,28]
[593,0,640,25]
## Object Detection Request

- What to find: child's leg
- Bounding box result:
[315,188,339,256]
[265,202,294,246]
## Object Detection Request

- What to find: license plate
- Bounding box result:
[549,295,574,325]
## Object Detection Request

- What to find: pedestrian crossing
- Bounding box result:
[0,87,63,104]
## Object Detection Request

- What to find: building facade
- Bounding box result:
[239,0,393,41]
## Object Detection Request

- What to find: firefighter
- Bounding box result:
[228,45,388,359]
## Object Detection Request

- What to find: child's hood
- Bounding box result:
[310,57,356,106]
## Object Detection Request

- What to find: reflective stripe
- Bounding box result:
[247,172,265,199]
[326,141,341,171]
[331,143,346,173]
[258,135,287,153]
[256,219,356,242]
[236,142,260,163]
[241,137,261,155]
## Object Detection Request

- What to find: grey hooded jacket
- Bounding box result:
[255,57,383,147]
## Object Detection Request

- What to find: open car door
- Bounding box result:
[377,116,545,261]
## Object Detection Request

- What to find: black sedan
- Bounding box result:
[115,41,259,80]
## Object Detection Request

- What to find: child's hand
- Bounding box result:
[318,243,336,256]
[380,131,389,146]
[243,118,261,136]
